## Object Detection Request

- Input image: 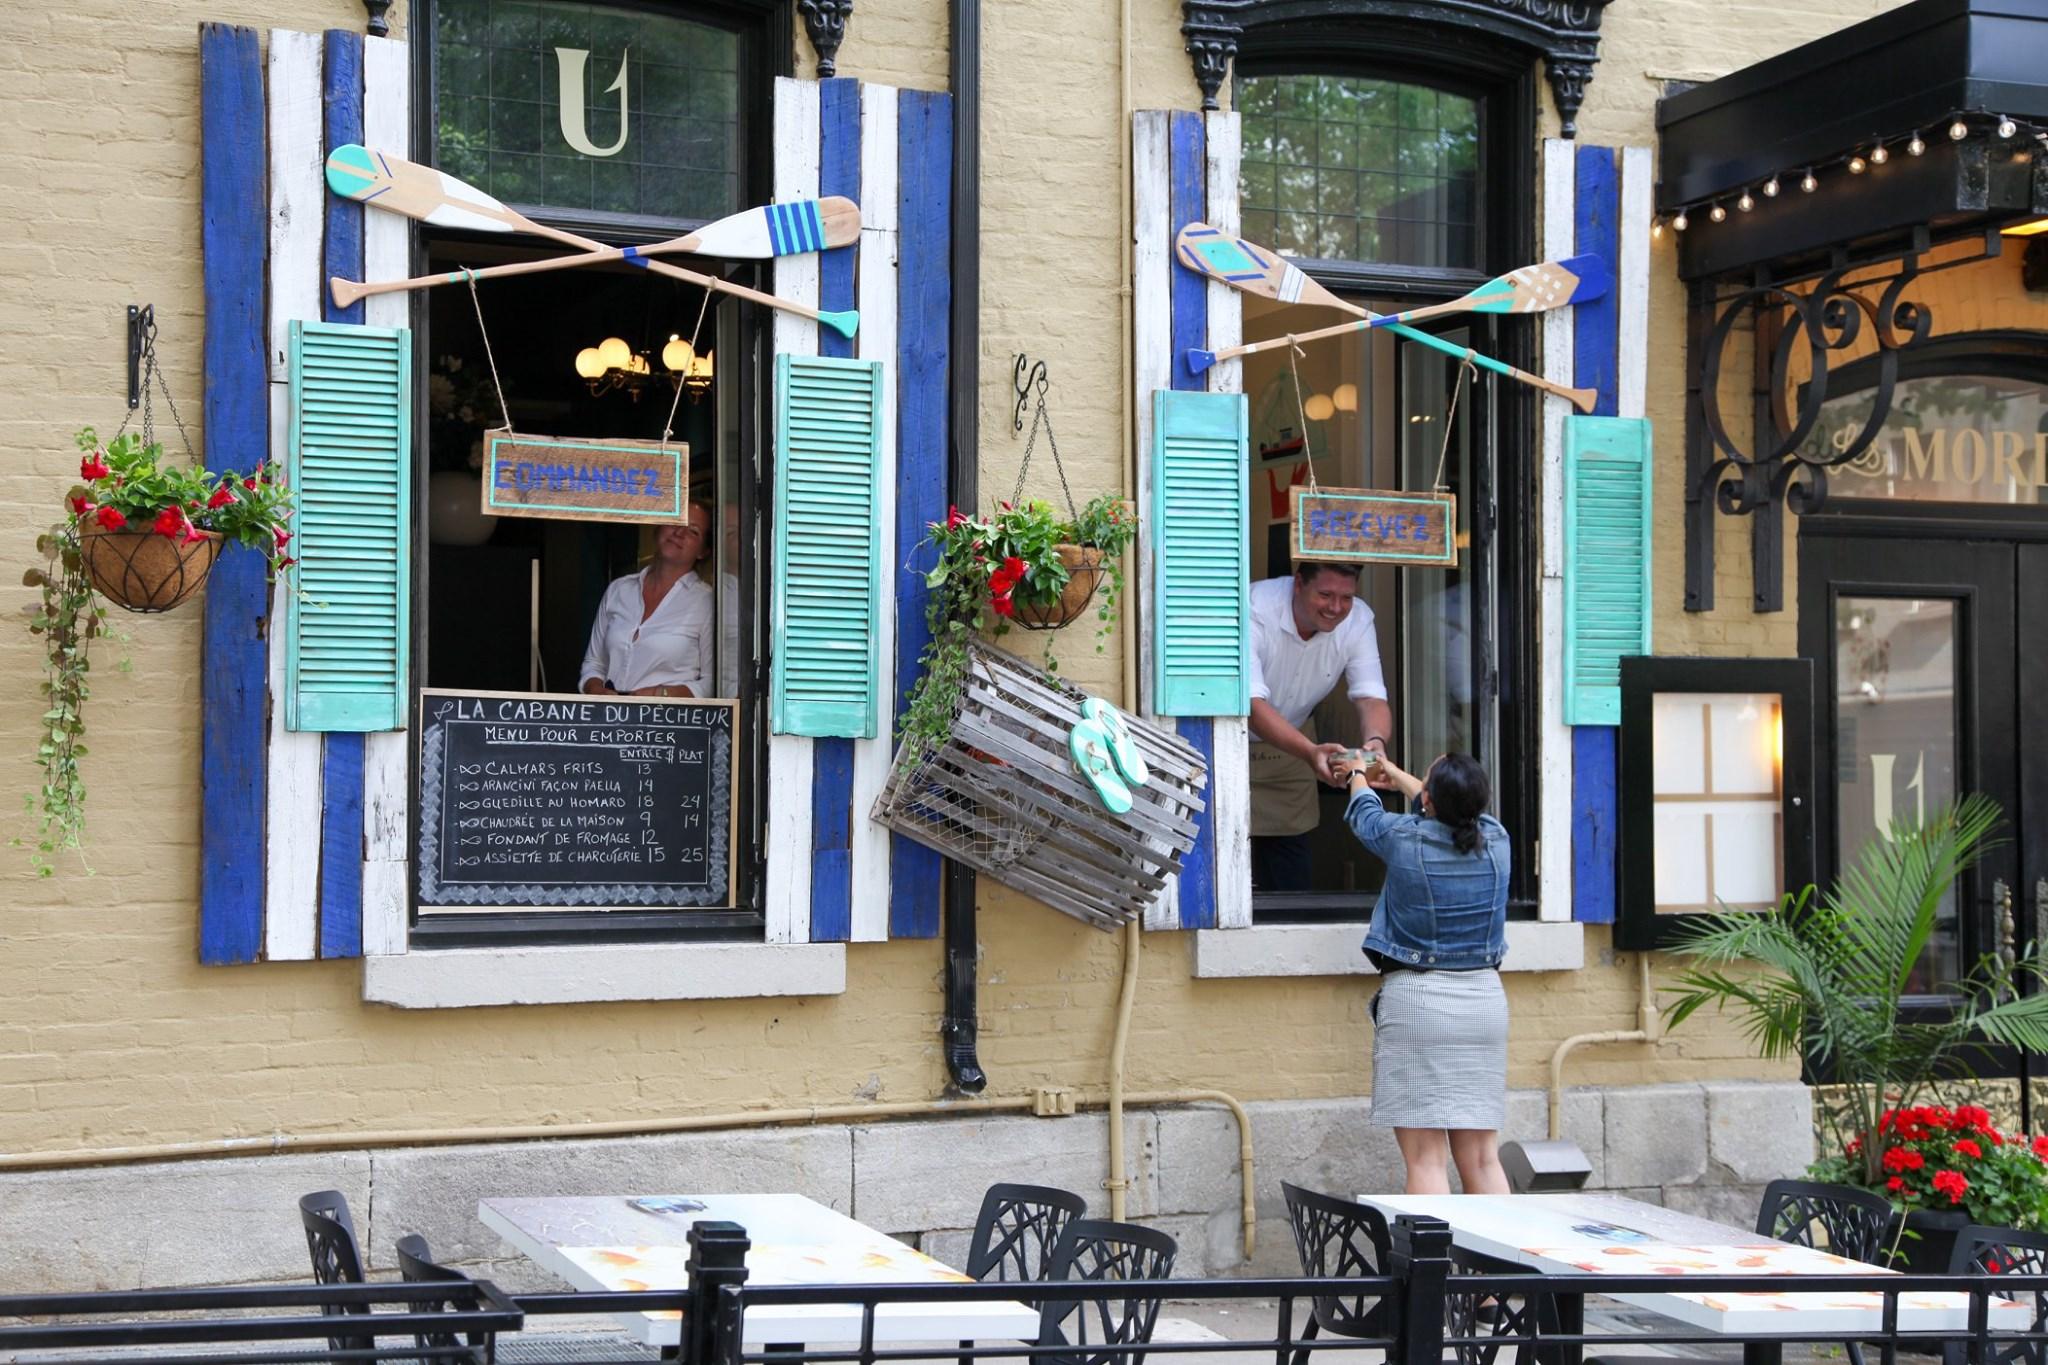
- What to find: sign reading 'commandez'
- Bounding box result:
[1289,487,1458,567]
[484,433,690,524]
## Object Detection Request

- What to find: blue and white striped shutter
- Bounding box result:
[286,320,412,732]
[772,353,883,739]
[1152,389,1250,716]
[1562,414,1652,724]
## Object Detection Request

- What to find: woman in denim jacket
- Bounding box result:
[1338,751,1511,1195]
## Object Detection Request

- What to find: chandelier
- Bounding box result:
[573,334,715,403]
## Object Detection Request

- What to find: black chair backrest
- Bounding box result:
[1945,1224,2048,1365]
[1036,1218,1179,1365]
[966,1183,1090,1283]
[1756,1179,1895,1263]
[1280,1182,1393,1340]
[298,1190,373,1355]
[396,1233,483,1357]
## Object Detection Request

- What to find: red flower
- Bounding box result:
[1932,1169,1969,1204]
[79,451,110,481]
[989,593,1016,618]
[179,523,209,545]
[946,505,967,530]
[2032,1135,2048,1160]
[1883,1146,1913,1173]
[94,505,126,531]
[243,476,258,490]
[1886,1176,1906,1192]
[153,506,186,537]
[1954,1139,1983,1159]
[69,495,92,517]
[274,527,292,549]
[987,555,1028,598]
[275,555,297,571]
[207,483,238,510]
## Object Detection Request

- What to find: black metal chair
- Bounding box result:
[1757,1178,1895,1261]
[1279,1181,1394,1365]
[1943,1224,2048,1365]
[299,1189,375,1358]
[395,1234,483,1360]
[1034,1218,1179,1365]
[965,1182,1090,1282]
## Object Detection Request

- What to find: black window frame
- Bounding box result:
[1237,24,1542,921]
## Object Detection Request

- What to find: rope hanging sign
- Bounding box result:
[1285,340,1468,570]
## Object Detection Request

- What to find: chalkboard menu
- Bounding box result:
[416,689,735,909]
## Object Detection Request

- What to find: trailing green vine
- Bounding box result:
[21,517,119,877]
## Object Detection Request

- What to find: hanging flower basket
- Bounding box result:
[1013,544,1104,631]
[79,522,224,613]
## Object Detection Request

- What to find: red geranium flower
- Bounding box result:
[1954,1139,1984,1160]
[79,451,110,481]
[208,483,238,509]
[94,505,126,531]
[1932,1169,1969,1204]
[2032,1135,2048,1160]
[1887,1176,1906,1192]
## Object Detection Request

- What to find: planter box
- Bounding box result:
[1886,1207,1973,1274]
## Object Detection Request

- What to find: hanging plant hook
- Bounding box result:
[1012,353,1048,434]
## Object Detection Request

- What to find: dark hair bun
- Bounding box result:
[1425,753,1492,856]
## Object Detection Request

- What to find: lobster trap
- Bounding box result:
[874,640,1207,931]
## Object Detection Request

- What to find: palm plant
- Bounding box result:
[1663,794,2048,1185]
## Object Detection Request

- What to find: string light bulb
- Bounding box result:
[1950,119,1970,141]
[1848,155,1868,174]
[1672,210,1689,232]
[1870,143,1889,165]
[1801,170,1819,193]
[1763,176,1781,197]
[1652,218,1664,240]
[1999,116,2019,139]
[1737,190,1755,212]
[1709,202,1727,223]
[1908,132,1927,156]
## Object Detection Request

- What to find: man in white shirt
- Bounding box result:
[1248,562,1393,892]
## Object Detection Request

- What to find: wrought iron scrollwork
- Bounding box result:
[1685,251,1941,612]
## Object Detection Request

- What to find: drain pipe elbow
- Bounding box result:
[1546,953,1662,1140]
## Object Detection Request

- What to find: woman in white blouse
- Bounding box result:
[579,504,717,699]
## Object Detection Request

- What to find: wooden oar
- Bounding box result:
[330,196,863,308]
[325,144,858,338]
[1174,223,1595,412]
[1366,254,1610,328]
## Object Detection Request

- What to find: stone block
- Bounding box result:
[850,1113,1152,1232]
[373,1126,853,1268]
[1603,1085,1709,1189]
[1154,1098,1399,1222]
[1706,1082,1814,1183]
[921,1226,975,1272]
[1664,1182,1767,1231]
[0,1152,371,1293]
[1502,1087,1607,1190]
[1142,1210,1285,1279]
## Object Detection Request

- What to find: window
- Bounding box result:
[1803,372,2048,507]
[1238,74,1479,269]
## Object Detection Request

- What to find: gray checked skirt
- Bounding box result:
[1368,967,1508,1130]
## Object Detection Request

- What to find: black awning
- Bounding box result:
[1656,0,2048,278]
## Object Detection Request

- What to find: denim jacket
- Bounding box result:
[1344,786,1510,969]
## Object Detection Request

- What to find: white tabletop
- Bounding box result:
[1358,1192,2030,1336]
[480,1193,1041,1348]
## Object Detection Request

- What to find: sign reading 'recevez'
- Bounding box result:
[483,433,690,524]
[1290,487,1458,567]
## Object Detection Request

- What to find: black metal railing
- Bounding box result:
[5,1214,2047,1365]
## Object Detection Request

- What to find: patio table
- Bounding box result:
[480,1192,1041,1351]
[1358,1191,2031,1365]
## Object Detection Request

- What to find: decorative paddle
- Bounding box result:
[1174,224,1596,413]
[325,144,859,338]
[329,195,862,308]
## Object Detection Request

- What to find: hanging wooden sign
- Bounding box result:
[482,433,690,524]
[1289,487,1458,568]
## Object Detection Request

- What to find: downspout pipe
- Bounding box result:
[1547,950,1661,1139]
[941,0,987,1094]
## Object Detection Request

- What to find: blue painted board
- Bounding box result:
[322,31,365,328]
[198,23,268,966]
[889,87,953,940]
[319,734,366,957]
[817,78,861,363]
[1175,719,1219,929]
[1572,144,1619,420]
[1571,725,1618,924]
[810,738,856,941]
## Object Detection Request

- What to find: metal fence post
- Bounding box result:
[685,1220,752,1365]
[1389,1215,1454,1365]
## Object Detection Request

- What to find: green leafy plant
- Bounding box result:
[19,427,296,875]
[898,496,1139,766]
[1663,795,2048,1195]
[1808,1103,2048,1232]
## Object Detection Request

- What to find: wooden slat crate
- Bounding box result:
[873,640,1208,930]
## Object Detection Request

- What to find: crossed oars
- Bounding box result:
[324,144,862,338]
[1174,222,1604,413]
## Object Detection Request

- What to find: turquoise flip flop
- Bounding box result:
[1080,697,1150,787]
[1069,718,1134,814]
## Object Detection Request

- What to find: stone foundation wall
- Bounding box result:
[0,1081,1810,1293]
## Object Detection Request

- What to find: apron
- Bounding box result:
[1249,727,1321,838]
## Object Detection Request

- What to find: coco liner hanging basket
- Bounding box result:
[79,523,223,613]
[1012,544,1105,631]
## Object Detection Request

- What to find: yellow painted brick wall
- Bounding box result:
[0,0,1926,1159]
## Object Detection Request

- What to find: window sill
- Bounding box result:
[362,939,846,1009]
[1189,920,1583,979]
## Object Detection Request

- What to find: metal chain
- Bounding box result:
[114,313,197,459]
[1010,388,1080,523]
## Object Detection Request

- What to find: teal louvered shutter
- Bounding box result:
[773,354,883,738]
[285,320,412,732]
[1152,389,1250,716]
[1563,414,1653,724]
